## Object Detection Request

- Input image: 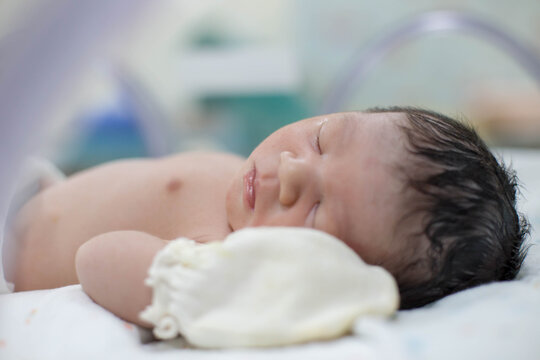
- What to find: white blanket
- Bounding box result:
[1,148,539,360]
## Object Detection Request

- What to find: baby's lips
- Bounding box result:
[243,166,256,210]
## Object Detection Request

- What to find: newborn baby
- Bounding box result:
[4,107,528,330]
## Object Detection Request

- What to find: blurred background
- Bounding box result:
[1,0,540,174]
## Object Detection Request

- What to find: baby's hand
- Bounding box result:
[139,227,399,348]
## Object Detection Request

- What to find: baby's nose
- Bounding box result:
[278,151,314,206]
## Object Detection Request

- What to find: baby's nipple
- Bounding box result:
[166,178,182,193]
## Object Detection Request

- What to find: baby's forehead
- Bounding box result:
[340,111,410,171]
[330,111,409,147]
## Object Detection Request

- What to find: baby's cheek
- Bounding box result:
[251,211,306,228]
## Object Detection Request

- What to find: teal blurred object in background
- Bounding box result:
[200,94,309,156]
[176,36,306,155]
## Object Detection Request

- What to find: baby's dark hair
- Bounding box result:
[367,106,530,310]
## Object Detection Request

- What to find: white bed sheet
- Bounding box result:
[1,148,539,360]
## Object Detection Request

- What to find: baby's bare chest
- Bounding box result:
[147,160,235,240]
[94,153,242,240]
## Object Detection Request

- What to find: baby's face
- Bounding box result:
[226,111,411,273]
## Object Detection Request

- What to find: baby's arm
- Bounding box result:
[75,231,167,327]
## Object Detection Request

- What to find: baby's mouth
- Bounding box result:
[243,165,256,210]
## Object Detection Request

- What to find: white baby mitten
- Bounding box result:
[139,227,399,348]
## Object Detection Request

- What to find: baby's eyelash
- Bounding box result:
[315,120,327,155]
